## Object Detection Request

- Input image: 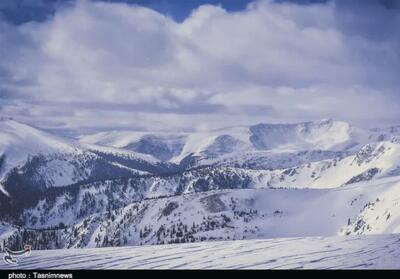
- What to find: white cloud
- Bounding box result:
[0,0,399,133]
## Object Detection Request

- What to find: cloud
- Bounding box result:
[0,0,399,133]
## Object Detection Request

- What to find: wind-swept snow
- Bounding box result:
[1,234,400,269]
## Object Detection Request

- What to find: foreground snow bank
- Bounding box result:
[1,234,400,269]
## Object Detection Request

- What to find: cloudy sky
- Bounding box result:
[0,0,399,134]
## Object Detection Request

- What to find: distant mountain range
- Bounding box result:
[1,118,400,251]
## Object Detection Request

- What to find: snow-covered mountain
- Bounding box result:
[0,119,76,189]
[2,118,400,252]
[80,119,400,168]
[80,120,400,162]
[0,119,181,208]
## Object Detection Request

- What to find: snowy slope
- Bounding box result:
[252,140,400,189]
[68,176,400,244]
[0,120,76,178]
[4,175,400,250]
[0,119,162,171]
[0,119,79,195]
[0,119,180,203]
[1,234,400,269]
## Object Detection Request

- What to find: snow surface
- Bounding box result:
[1,234,400,269]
